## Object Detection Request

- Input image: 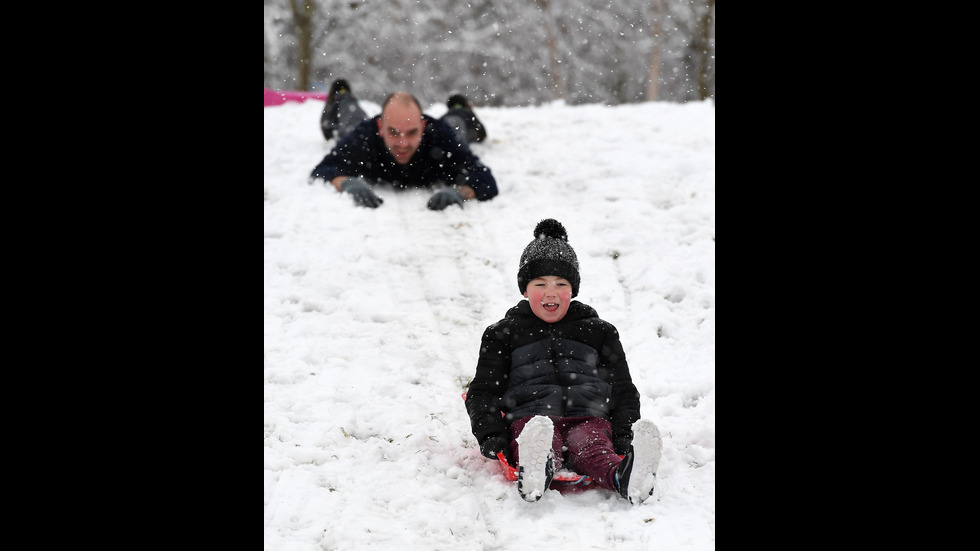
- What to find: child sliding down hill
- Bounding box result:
[464,219,663,504]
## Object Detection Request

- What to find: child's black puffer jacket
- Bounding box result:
[465,300,641,455]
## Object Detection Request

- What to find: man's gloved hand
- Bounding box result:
[613,437,633,457]
[480,435,511,464]
[427,188,465,210]
[340,177,383,208]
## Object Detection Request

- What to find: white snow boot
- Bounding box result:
[615,418,663,505]
[516,415,555,502]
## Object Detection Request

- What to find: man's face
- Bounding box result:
[378,102,425,164]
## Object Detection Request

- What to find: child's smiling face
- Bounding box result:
[524,275,572,323]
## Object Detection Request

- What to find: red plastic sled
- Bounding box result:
[463,392,605,488]
[494,451,596,487]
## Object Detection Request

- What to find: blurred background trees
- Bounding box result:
[263,0,714,107]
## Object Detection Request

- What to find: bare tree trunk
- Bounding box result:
[696,0,714,101]
[536,0,565,100]
[646,0,663,101]
[289,0,314,90]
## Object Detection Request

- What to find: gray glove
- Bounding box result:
[340,177,383,208]
[427,188,464,210]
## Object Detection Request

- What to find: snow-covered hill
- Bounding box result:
[264,97,715,550]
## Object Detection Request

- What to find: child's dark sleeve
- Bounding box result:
[603,326,642,453]
[465,324,511,446]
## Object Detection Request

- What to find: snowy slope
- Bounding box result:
[264,97,715,550]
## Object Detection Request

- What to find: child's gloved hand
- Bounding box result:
[427,188,464,210]
[613,437,632,456]
[480,435,510,462]
[341,177,384,208]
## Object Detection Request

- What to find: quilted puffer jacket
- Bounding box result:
[465,300,641,451]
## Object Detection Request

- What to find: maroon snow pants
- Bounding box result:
[508,415,623,491]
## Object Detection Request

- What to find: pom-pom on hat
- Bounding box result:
[518,219,581,298]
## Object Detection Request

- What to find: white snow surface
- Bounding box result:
[264,97,715,550]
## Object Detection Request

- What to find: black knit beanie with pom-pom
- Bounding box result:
[517,219,581,298]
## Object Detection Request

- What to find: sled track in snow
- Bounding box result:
[386,193,501,388]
